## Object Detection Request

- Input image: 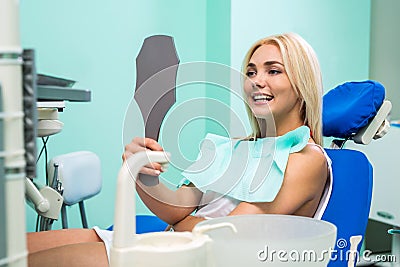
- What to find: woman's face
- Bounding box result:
[244,44,301,123]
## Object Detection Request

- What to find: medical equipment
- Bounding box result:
[47,151,102,229]
[21,52,64,231]
[34,73,90,138]
[0,86,6,265]
[0,0,93,236]
[0,1,96,262]
[0,2,93,260]
[22,60,93,231]
[24,70,93,231]
[0,0,27,265]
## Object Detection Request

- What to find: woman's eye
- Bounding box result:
[268,69,282,75]
[246,70,256,77]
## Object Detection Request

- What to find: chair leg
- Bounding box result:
[79,201,88,228]
[61,204,68,229]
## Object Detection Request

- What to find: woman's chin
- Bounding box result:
[253,113,273,120]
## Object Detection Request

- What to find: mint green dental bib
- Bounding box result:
[180,126,310,202]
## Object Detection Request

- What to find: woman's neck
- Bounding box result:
[258,116,304,138]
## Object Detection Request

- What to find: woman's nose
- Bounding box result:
[252,75,266,89]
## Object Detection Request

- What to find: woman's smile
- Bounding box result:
[251,91,274,105]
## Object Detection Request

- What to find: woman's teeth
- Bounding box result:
[252,94,274,102]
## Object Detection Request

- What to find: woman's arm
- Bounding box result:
[173,144,328,231]
[172,215,206,232]
[136,182,202,225]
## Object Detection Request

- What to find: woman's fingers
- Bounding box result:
[123,137,166,176]
[133,137,164,151]
[144,162,163,171]
[123,137,161,160]
[139,166,162,176]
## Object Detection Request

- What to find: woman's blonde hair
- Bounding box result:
[242,32,323,145]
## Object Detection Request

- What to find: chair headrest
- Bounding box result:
[322,80,385,138]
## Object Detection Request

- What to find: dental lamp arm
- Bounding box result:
[25,178,49,213]
[25,178,63,220]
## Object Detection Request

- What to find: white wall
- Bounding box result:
[370,0,400,120]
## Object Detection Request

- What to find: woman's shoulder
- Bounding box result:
[291,142,327,166]
[287,142,328,183]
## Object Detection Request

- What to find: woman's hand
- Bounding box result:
[123,137,164,176]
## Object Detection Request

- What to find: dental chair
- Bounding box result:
[321,80,391,266]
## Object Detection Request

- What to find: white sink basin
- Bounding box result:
[194,214,337,266]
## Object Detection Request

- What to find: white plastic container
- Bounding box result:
[111,231,211,267]
[194,214,337,267]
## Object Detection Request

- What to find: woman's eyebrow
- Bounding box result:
[247,61,284,68]
[264,60,284,67]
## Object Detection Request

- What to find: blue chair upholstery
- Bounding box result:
[322,149,373,266]
[108,215,167,234]
[321,80,384,266]
[323,80,385,138]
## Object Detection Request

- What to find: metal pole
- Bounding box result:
[0,84,8,267]
[0,0,27,266]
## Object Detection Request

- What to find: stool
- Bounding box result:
[47,151,102,229]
